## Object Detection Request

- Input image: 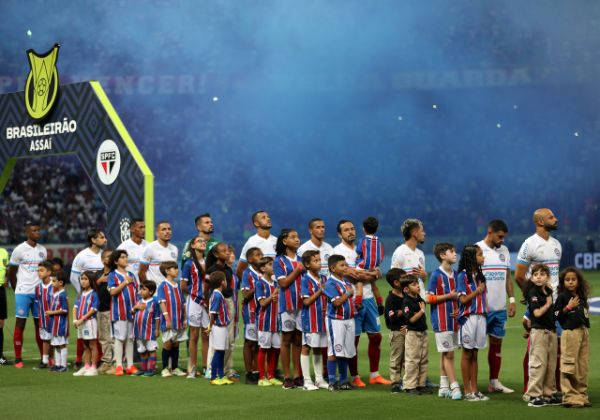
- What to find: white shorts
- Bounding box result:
[187,298,210,329]
[280,311,302,332]
[77,319,98,340]
[459,314,487,350]
[111,320,134,341]
[162,328,188,343]
[244,323,258,341]
[50,336,68,346]
[39,328,52,341]
[302,332,328,348]
[435,331,459,353]
[258,330,281,349]
[137,339,158,353]
[326,318,356,358]
[210,325,230,351]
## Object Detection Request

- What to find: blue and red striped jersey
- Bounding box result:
[426,268,458,332]
[324,276,356,320]
[181,259,205,305]
[457,270,488,324]
[274,255,303,313]
[49,290,69,337]
[241,266,260,325]
[209,290,230,327]
[356,235,384,270]
[134,297,160,340]
[35,282,53,331]
[158,280,186,331]
[256,276,281,332]
[301,272,327,333]
[74,290,99,320]
[108,270,138,321]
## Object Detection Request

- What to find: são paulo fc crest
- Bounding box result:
[24,44,60,120]
[96,139,121,185]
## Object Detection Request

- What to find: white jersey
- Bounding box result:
[117,238,148,279]
[9,242,47,295]
[141,240,178,284]
[297,240,334,277]
[517,233,562,293]
[333,242,373,299]
[239,233,277,262]
[71,247,104,294]
[390,243,426,299]
[477,240,510,312]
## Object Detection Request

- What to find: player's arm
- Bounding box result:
[330,286,352,308]
[72,304,79,326]
[236,261,248,280]
[109,275,132,296]
[138,263,149,283]
[276,263,303,288]
[514,263,529,290]
[302,287,323,306]
[180,279,189,295]
[7,265,17,289]
[425,274,456,305]
[81,307,97,322]
[408,300,426,323]
[458,279,484,305]
[531,294,552,318]
[160,300,172,329]
[506,268,516,317]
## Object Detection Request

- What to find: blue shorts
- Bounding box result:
[354,298,381,336]
[486,310,507,338]
[15,293,39,319]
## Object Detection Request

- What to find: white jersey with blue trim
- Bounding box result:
[70,247,104,294]
[141,241,178,284]
[333,242,373,299]
[9,242,47,295]
[117,238,148,279]
[297,239,334,277]
[239,233,277,263]
[477,240,510,312]
[517,233,562,293]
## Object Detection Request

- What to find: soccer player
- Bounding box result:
[333,219,388,388]
[158,261,187,377]
[255,256,282,386]
[236,210,277,279]
[107,249,139,376]
[181,213,218,267]
[139,221,178,284]
[8,222,47,368]
[384,268,407,393]
[0,245,9,365]
[323,255,356,391]
[181,235,209,379]
[72,271,100,376]
[46,271,69,372]
[391,219,427,300]
[207,271,234,385]
[300,250,328,390]
[426,243,461,400]
[132,280,160,377]
[240,247,263,384]
[297,218,334,276]
[477,220,516,394]
[34,260,54,369]
[457,245,489,401]
[274,228,304,389]
[117,218,148,280]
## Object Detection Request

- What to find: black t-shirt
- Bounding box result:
[527,285,555,331]
[554,291,590,330]
[402,293,427,332]
[206,263,234,296]
[97,270,111,312]
[385,291,407,331]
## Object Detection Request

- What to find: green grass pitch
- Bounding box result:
[2,273,599,419]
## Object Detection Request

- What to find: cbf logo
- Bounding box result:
[120,218,131,243]
[24,44,60,120]
[96,139,121,185]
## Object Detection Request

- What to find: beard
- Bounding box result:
[545,222,558,231]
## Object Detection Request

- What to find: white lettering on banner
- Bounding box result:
[29,137,52,151]
[575,253,600,270]
[6,118,77,140]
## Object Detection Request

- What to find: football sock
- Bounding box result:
[162,348,169,370]
[140,355,148,371]
[60,347,68,367]
[42,354,49,364]
[327,359,337,384]
[0,327,4,355]
[211,350,219,379]
[148,355,157,371]
[450,381,460,390]
[368,333,382,374]
[488,341,501,380]
[114,340,124,367]
[300,354,312,383]
[215,350,225,378]
[13,326,23,360]
[76,338,84,363]
[172,346,180,369]
[258,348,267,379]
[34,325,43,357]
[321,350,328,378]
[338,358,349,384]
[126,339,134,367]
[349,336,360,376]
[440,375,449,391]
[313,352,324,382]
[268,349,279,378]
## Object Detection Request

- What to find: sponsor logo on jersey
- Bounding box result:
[24,44,60,120]
[499,254,506,262]
[554,248,560,256]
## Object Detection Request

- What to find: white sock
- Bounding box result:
[450,381,460,390]
[300,354,312,383]
[114,339,124,367]
[370,371,380,379]
[313,353,323,382]
[490,378,499,386]
[60,347,68,367]
[42,354,49,364]
[440,376,449,389]
[126,339,134,367]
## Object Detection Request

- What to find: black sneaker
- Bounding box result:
[274,368,284,381]
[328,381,340,392]
[245,372,258,385]
[0,356,13,365]
[546,395,562,406]
[339,382,354,391]
[74,362,83,370]
[405,388,422,395]
[34,362,49,369]
[391,383,403,394]
[282,378,295,389]
[417,386,433,394]
[528,397,547,408]
[293,376,304,388]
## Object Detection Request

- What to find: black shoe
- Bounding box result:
[546,395,562,406]
[405,388,422,395]
[417,386,433,394]
[528,397,547,408]
[245,372,258,385]
[0,356,13,365]
[34,362,49,369]
[328,381,340,392]
[391,383,403,394]
[293,376,304,387]
[274,368,284,381]
[74,362,83,370]
[282,378,295,389]
[339,382,354,390]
